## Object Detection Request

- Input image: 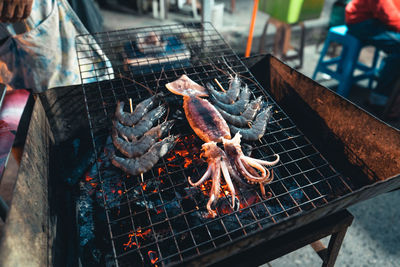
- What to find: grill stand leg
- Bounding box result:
[324,228,348,267]
[311,225,349,267]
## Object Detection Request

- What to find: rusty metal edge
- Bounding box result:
[0,97,55,267]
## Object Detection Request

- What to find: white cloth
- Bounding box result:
[0,0,112,93]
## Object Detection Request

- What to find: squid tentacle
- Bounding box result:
[206,163,221,218]
[243,154,280,167]
[188,164,213,187]
[226,159,251,188]
[259,169,274,199]
[239,156,268,177]
[221,159,239,210]
[235,157,270,182]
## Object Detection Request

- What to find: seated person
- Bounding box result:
[346,0,400,119]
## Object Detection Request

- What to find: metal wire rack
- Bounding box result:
[76,23,355,266]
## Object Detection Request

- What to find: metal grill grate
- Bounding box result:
[76,23,355,266]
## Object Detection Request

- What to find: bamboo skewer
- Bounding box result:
[129,98,134,113]
[214,78,226,92]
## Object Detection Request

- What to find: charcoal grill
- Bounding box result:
[0,23,399,267]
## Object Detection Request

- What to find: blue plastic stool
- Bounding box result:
[312,25,380,97]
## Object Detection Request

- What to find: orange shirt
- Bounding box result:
[345,0,400,32]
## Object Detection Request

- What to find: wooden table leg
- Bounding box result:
[298,22,305,69]
[231,0,236,13]
[265,18,306,69]
[282,23,292,55]
[259,18,270,54]
[273,24,284,57]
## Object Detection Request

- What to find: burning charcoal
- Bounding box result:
[181,197,197,212]
[70,134,108,185]
[77,187,95,247]
[147,250,159,265]
[285,178,306,204]
[164,199,181,217]
[77,181,105,266]
[142,178,162,192]
[137,199,155,210]
[172,109,185,120]
[187,210,208,225]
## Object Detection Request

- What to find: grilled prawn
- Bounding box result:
[110,95,177,176]
[166,75,279,217]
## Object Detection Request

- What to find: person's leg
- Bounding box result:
[370,53,400,105]
[347,19,400,106]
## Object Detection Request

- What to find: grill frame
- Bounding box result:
[1,46,399,267]
[73,23,400,265]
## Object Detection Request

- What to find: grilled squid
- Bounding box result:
[166,74,279,217]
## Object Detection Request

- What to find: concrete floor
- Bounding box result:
[99,1,400,266]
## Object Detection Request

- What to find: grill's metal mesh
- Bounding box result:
[76,23,355,266]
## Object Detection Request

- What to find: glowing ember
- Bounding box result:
[84,174,98,188]
[157,167,165,176]
[239,194,260,210]
[141,182,147,191]
[123,234,139,250]
[136,229,151,239]
[175,149,189,157]
[198,180,231,199]
[220,205,233,214]
[183,158,193,168]
[217,186,235,214]
[148,250,159,264]
[164,134,202,169]
[123,228,152,251]
[167,163,180,167]
[166,154,177,161]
